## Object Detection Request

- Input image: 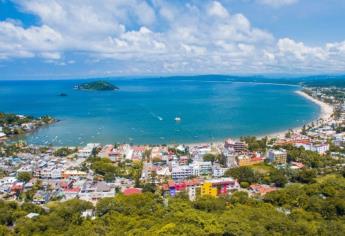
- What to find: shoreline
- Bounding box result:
[245,89,333,141]
[184,89,334,146]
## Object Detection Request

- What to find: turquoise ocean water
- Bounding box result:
[0,77,320,145]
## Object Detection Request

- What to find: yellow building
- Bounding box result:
[201,178,234,197]
[201,182,218,197]
[62,170,87,179]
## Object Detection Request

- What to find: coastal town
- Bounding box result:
[0,87,344,208]
[1,0,345,233]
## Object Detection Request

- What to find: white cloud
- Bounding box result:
[0,0,344,74]
[208,1,230,18]
[0,20,62,59]
[40,51,61,60]
[257,0,298,7]
[277,38,327,61]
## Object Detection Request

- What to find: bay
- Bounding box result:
[0,76,320,145]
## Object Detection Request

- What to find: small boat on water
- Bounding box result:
[175,117,181,122]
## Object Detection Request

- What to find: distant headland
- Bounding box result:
[75,81,119,91]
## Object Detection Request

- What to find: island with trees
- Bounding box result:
[75,81,119,91]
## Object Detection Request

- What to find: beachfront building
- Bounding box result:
[131,146,146,161]
[189,144,212,158]
[98,145,114,158]
[201,178,239,197]
[107,144,133,161]
[224,139,247,153]
[267,149,287,165]
[78,143,101,158]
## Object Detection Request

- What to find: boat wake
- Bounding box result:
[150,112,163,121]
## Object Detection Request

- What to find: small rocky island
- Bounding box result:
[75,81,119,91]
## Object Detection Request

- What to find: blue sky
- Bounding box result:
[0,0,345,79]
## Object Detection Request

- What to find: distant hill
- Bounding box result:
[166,74,345,87]
[75,81,119,91]
[298,75,345,87]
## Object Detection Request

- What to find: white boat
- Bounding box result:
[175,117,181,122]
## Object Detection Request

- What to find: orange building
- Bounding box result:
[62,170,87,179]
[237,155,264,166]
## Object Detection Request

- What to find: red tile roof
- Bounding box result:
[132,146,146,152]
[64,187,80,193]
[250,184,276,195]
[123,187,142,196]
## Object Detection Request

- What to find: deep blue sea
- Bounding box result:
[0,77,320,145]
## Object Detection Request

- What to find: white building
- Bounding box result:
[191,161,212,175]
[212,165,227,177]
[176,145,186,153]
[0,126,5,138]
[223,150,238,168]
[171,165,193,181]
[40,166,55,179]
[78,181,115,202]
[98,144,114,158]
[268,149,287,165]
[188,186,197,201]
[51,168,63,179]
[78,143,101,158]
[156,167,171,177]
[310,143,330,155]
[192,145,211,157]
[16,166,33,174]
[295,143,329,155]
[124,145,134,160]
[333,133,345,146]
[0,177,17,185]
[225,139,247,152]
[0,177,17,193]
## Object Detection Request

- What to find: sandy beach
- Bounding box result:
[295,90,333,121]
[261,90,334,140]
